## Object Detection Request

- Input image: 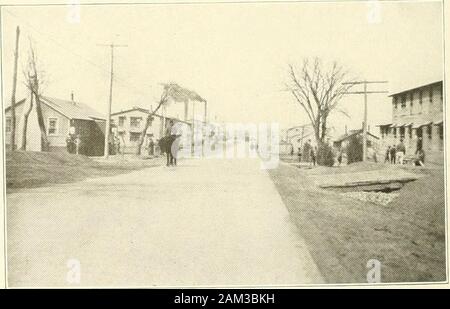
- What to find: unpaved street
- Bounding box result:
[7,157,323,287]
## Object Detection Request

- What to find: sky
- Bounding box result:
[0,0,444,137]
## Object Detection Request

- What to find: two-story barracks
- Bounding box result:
[377,81,443,164]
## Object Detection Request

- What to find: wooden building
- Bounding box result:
[4,95,106,156]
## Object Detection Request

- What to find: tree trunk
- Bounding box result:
[321,116,327,142]
[136,115,153,155]
[313,115,321,145]
[20,91,33,150]
[33,78,49,151]
[10,26,20,151]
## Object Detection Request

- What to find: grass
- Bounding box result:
[268,161,446,283]
[5,151,163,192]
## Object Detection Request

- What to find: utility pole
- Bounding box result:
[10,26,20,151]
[343,80,388,162]
[98,43,127,158]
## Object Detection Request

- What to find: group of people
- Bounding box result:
[384,139,406,164]
[66,133,82,155]
[384,138,425,166]
[292,139,318,166]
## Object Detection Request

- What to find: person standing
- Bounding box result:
[337,149,343,166]
[303,139,312,163]
[169,120,183,166]
[297,147,302,162]
[114,134,120,155]
[396,139,406,165]
[148,137,155,156]
[66,133,75,154]
[164,119,174,166]
[310,146,317,167]
[385,146,391,163]
[390,145,397,164]
[75,134,82,155]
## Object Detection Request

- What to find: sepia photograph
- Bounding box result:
[0,0,447,289]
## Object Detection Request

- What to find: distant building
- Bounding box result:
[4,95,106,156]
[333,129,380,150]
[279,140,293,155]
[111,107,193,154]
[283,124,315,151]
[377,81,443,163]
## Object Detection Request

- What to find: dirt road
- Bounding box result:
[7,157,323,287]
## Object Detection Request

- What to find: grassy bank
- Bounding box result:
[5,151,163,192]
[268,162,446,283]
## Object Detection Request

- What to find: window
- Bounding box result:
[419,90,423,112]
[47,118,58,135]
[5,117,11,133]
[129,132,141,142]
[439,125,444,140]
[393,127,397,139]
[401,95,407,109]
[119,116,126,127]
[410,93,414,114]
[409,126,413,139]
[393,97,398,109]
[130,117,142,128]
[429,87,433,103]
[400,127,405,140]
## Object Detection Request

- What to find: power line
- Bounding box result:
[3,9,152,101]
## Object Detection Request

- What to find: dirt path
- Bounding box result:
[7,158,323,287]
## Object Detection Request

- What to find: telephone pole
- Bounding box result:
[343,81,388,162]
[10,26,20,151]
[98,43,127,158]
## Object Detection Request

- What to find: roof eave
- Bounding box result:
[388,80,443,97]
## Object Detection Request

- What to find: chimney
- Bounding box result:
[71,91,75,105]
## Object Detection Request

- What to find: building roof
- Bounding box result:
[334,129,379,143]
[111,106,194,126]
[111,106,154,116]
[41,96,105,120]
[4,97,105,121]
[389,80,442,97]
[4,98,27,111]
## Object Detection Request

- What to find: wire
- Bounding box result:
[3,9,153,101]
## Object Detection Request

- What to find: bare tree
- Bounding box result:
[135,87,171,155]
[22,40,49,151]
[135,83,206,155]
[286,58,354,145]
[19,78,34,151]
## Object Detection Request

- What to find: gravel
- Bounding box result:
[341,191,400,206]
